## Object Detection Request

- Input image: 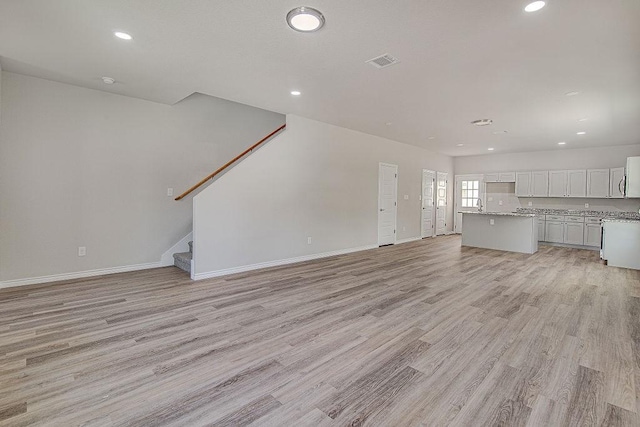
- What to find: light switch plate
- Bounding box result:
[584,203,589,208]
[307,237,312,245]
[498,200,503,206]
[167,188,174,197]
[489,219,495,225]
[78,246,86,257]
[528,202,533,206]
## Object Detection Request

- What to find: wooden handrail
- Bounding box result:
[175,123,286,200]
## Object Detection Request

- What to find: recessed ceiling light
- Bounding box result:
[101,77,115,85]
[385,122,393,126]
[286,7,325,32]
[427,136,435,140]
[492,130,508,135]
[558,142,566,145]
[456,144,464,147]
[524,1,546,12]
[471,119,493,127]
[114,31,133,40]
[488,148,495,151]
[290,90,301,96]
[565,91,580,97]
[578,118,588,122]
[576,131,586,135]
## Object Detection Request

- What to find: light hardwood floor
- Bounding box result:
[1,235,640,426]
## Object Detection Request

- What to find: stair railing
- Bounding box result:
[174,123,286,201]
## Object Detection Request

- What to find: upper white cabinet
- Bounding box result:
[610,167,625,198]
[485,172,515,183]
[548,171,568,197]
[515,172,532,197]
[498,172,516,183]
[531,171,549,197]
[567,170,587,197]
[516,171,549,197]
[586,169,610,198]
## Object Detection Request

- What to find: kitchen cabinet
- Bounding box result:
[485,172,516,183]
[548,171,568,197]
[545,220,564,243]
[584,219,602,247]
[564,221,585,245]
[537,217,545,241]
[567,170,587,197]
[515,172,532,197]
[586,169,610,198]
[531,171,549,197]
[610,167,625,198]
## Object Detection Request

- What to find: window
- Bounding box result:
[461,180,480,208]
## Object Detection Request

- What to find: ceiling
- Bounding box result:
[0,0,639,156]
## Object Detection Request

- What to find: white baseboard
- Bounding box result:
[0,261,163,289]
[396,237,422,244]
[160,232,193,266]
[193,244,378,280]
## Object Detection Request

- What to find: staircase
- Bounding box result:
[173,241,192,273]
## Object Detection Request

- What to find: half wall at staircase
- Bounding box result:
[193,114,454,279]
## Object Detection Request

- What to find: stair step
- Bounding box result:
[188,241,193,254]
[173,251,192,274]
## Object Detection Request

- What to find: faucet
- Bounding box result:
[477,198,483,212]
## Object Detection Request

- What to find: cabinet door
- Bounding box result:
[586,169,610,198]
[499,172,516,183]
[567,170,587,197]
[564,222,585,245]
[538,219,545,241]
[610,167,625,199]
[515,172,531,197]
[584,223,602,247]
[484,173,499,183]
[531,171,549,197]
[545,221,564,243]
[548,171,568,197]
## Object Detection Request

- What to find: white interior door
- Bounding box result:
[421,170,436,238]
[436,172,448,236]
[378,163,398,246]
[454,175,484,233]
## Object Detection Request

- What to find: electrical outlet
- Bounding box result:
[167,188,174,197]
[489,219,495,226]
[498,200,503,206]
[584,203,589,208]
[307,237,312,245]
[528,201,533,207]
[78,246,86,257]
[404,195,409,200]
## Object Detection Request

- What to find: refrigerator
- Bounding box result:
[626,156,640,198]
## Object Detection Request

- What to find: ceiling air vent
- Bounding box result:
[366,54,400,69]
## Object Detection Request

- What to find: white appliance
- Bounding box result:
[601,220,640,270]
[625,156,640,198]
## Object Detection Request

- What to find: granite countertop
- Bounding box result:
[602,217,640,223]
[516,208,640,220]
[460,211,537,218]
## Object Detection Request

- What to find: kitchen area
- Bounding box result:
[458,156,640,270]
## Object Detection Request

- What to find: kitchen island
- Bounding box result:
[460,212,538,254]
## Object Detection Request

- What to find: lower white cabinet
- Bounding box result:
[564,222,585,245]
[545,221,564,243]
[538,218,545,241]
[584,223,602,247]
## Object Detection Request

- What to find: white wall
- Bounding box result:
[0,72,284,282]
[455,145,640,213]
[193,114,454,277]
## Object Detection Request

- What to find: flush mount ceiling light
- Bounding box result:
[471,119,493,127]
[524,1,546,12]
[101,77,115,85]
[488,147,495,151]
[114,31,133,40]
[577,131,586,135]
[287,7,325,32]
[290,90,301,96]
[558,141,566,145]
[565,91,580,97]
